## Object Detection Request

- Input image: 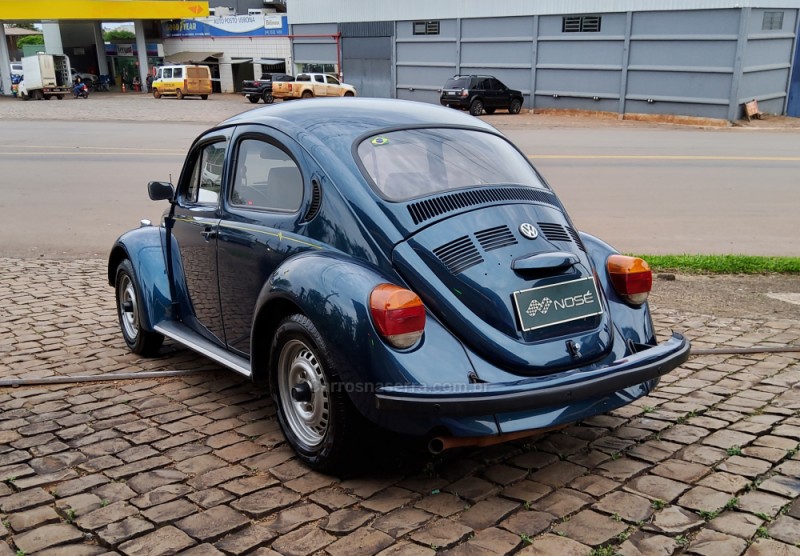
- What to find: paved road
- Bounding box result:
[1,93,799,257]
[1,94,799,556]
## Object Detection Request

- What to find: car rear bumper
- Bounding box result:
[440,96,469,108]
[374,333,690,416]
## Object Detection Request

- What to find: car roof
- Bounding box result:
[220,97,499,148]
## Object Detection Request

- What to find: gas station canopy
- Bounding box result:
[0,0,209,21]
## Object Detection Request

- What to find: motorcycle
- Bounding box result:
[95,75,111,92]
[73,82,89,99]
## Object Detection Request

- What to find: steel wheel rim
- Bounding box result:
[278,339,330,447]
[118,274,139,341]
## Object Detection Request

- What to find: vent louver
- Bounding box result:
[303,179,322,222]
[566,226,586,252]
[433,236,484,274]
[538,222,572,242]
[475,225,518,251]
[408,187,560,225]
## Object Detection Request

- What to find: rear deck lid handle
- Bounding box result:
[511,251,579,272]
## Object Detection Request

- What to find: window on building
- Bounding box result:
[298,63,337,74]
[762,11,784,30]
[413,21,440,35]
[562,15,602,33]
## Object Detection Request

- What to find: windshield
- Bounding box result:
[357,128,546,201]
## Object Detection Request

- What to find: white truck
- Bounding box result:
[270,73,356,100]
[18,53,72,100]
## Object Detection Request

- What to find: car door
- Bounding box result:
[484,78,503,109]
[491,78,512,109]
[216,126,313,357]
[325,75,341,95]
[170,129,232,344]
[313,74,327,96]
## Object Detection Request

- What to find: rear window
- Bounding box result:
[357,128,546,201]
[444,77,471,89]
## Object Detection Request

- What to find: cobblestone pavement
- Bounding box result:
[1,258,799,555]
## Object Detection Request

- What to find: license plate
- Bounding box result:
[513,277,603,332]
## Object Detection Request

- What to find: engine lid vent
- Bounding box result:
[566,226,586,252]
[433,236,484,274]
[538,222,572,243]
[475,225,518,251]
[408,187,560,225]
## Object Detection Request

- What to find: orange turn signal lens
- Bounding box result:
[607,255,652,305]
[370,284,426,349]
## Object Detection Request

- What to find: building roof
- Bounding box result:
[3,26,43,36]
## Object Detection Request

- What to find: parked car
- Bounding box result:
[241,72,294,104]
[71,67,98,85]
[10,62,23,77]
[441,74,524,116]
[109,98,689,472]
[270,73,356,100]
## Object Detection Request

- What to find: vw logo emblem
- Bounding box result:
[519,223,539,240]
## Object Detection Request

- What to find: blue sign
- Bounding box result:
[163,14,288,38]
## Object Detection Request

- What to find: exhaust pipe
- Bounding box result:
[427,425,567,455]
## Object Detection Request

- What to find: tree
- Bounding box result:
[104,29,136,41]
[9,22,37,31]
[17,35,44,49]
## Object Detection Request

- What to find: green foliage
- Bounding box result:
[755,526,770,539]
[520,533,532,545]
[16,35,43,48]
[64,508,76,523]
[675,535,689,547]
[104,29,136,41]
[590,546,621,556]
[630,254,800,274]
[725,497,739,510]
[642,406,655,414]
[727,445,742,456]
[697,509,719,521]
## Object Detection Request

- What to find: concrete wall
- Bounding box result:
[291,7,799,120]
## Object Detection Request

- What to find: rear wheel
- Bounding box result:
[271,314,361,472]
[115,259,164,356]
[509,98,522,114]
[301,90,313,99]
[176,89,184,100]
[248,95,259,104]
[152,88,161,99]
[469,98,484,116]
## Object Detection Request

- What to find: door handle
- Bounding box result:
[201,227,217,241]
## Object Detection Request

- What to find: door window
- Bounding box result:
[183,141,228,206]
[162,68,172,79]
[173,67,183,78]
[231,139,303,212]
[314,75,325,83]
[325,75,340,85]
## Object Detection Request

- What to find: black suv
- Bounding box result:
[440,75,524,116]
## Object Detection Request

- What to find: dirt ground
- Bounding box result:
[649,272,800,319]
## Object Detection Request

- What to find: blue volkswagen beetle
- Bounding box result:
[109,98,689,471]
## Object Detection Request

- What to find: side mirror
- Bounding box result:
[148,181,175,202]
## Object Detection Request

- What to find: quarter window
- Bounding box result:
[231,139,303,212]
[184,140,228,205]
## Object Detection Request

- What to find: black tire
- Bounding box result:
[115,259,164,356]
[44,95,52,100]
[469,98,484,116]
[301,90,313,99]
[56,95,63,100]
[176,88,184,100]
[152,88,161,99]
[509,98,522,114]
[271,314,361,472]
[200,94,208,100]
[263,92,274,104]
[484,107,496,115]
[248,95,259,104]
[344,91,354,97]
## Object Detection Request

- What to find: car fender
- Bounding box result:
[580,231,657,345]
[250,251,480,427]
[108,226,172,333]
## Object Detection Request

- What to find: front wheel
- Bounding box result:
[176,89,184,100]
[248,95,259,104]
[263,92,274,104]
[115,259,164,356]
[469,98,484,116]
[271,315,361,472]
[152,88,161,99]
[509,98,522,114]
[344,91,354,97]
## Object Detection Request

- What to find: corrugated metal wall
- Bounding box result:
[291,7,799,119]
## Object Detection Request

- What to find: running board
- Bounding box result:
[154,322,251,378]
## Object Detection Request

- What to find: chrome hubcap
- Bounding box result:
[278,340,330,447]
[118,275,138,341]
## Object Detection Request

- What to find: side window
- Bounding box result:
[326,75,340,85]
[183,141,228,205]
[231,138,303,212]
[162,68,172,79]
[491,79,505,91]
[314,74,324,83]
[297,74,311,82]
[173,67,183,78]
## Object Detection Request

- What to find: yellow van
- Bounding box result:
[152,65,212,100]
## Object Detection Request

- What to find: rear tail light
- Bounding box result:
[370,284,426,349]
[288,83,293,92]
[607,255,652,305]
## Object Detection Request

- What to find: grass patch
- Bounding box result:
[629,254,800,274]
